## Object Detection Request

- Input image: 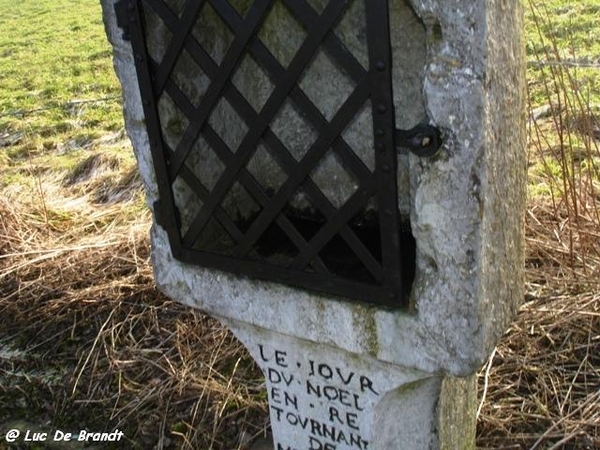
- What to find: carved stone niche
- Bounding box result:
[102,0,526,448]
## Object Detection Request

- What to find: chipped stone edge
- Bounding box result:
[100,0,526,376]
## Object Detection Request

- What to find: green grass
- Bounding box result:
[525,0,600,58]
[0,0,123,161]
[524,0,600,240]
[525,0,600,109]
[0,0,143,224]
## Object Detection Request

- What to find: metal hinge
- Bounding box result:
[114,0,135,41]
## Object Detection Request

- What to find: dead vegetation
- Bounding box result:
[475,183,600,450]
[477,289,599,450]
[0,137,598,450]
[1,63,599,450]
[476,53,600,446]
[0,156,268,449]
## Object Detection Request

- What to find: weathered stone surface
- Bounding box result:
[103,0,524,447]
[223,318,476,450]
[102,0,525,376]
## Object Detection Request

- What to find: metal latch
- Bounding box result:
[112,0,440,307]
[395,124,442,158]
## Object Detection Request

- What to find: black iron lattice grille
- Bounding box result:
[118,0,416,307]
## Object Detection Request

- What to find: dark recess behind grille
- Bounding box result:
[116,0,419,308]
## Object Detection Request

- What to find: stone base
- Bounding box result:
[221,318,476,450]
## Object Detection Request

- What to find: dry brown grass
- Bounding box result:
[477,290,599,449]
[0,147,598,450]
[475,73,600,448]
[0,159,268,449]
[474,108,600,448]
[1,34,600,449]
[476,200,599,449]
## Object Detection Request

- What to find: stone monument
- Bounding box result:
[101,0,526,448]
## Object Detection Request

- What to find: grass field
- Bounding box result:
[0,0,122,157]
[0,0,599,449]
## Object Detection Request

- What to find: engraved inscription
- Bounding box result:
[257,344,380,450]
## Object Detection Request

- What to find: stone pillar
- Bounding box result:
[224,318,477,449]
[101,0,525,448]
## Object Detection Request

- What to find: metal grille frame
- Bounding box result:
[116,0,422,308]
